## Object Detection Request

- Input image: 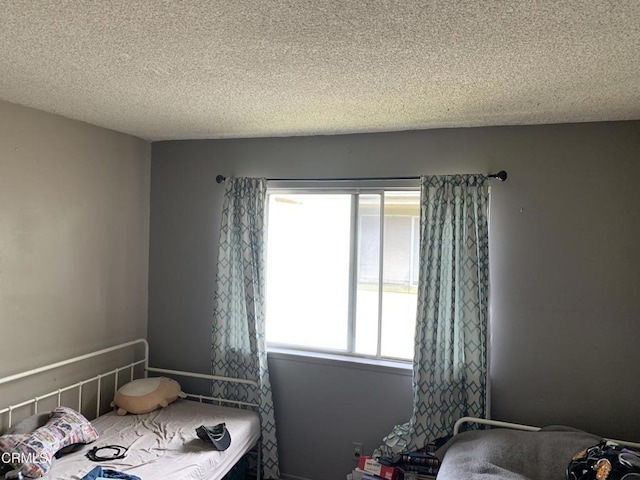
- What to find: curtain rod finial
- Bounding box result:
[490,170,507,181]
[216,175,226,184]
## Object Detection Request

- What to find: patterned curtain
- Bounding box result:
[376,174,490,457]
[211,177,280,479]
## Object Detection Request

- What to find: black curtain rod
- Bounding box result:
[215,170,507,184]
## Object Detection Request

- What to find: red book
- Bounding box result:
[357,456,399,480]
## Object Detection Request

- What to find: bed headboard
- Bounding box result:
[454,416,640,449]
[0,338,258,434]
[0,339,148,432]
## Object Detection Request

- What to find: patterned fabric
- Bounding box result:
[211,177,280,479]
[0,406,98,478]
[376,174,490,456]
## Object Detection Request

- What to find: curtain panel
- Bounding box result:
[211,177,280,479]
[376,173,490,456]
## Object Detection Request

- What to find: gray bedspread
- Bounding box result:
[434,426,602,480]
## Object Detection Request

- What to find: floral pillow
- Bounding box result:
[0,406,98,478]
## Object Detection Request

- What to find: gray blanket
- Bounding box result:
[434,426,602,480]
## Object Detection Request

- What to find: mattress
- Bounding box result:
[39,399,260,480]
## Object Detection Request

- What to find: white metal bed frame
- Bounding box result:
[0,338,262,480]
[453,416,640,449]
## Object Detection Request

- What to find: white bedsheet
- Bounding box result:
[42,399,260,480]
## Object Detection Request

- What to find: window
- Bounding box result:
[265,185,420,361]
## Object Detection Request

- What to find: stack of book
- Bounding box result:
[397,449,441,479]
[349,456,400,480]
[347,439,444,480]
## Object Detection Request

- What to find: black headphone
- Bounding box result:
[85,445,129,462]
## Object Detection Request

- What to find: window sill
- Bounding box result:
[266,347,413,376]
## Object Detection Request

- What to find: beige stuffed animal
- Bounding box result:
[111,377,186,415]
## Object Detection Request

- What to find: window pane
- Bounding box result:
[355,194,381,356]
[266,194,351,351]
[380,191,420,360]
[265,187,420,362]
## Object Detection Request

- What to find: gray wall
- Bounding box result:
[0,101,151,382]
[149,121,640,480]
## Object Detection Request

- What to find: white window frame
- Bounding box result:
[264,179,420,363]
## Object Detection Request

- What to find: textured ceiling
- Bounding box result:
[0,1,639,141]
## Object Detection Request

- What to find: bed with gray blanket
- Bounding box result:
[434,425,602,479]
[433,416,640,480]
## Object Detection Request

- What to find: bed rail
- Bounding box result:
[148,367,259,408]
[0,339,149,389]
[454,416,640,449]
[453,416,539,435]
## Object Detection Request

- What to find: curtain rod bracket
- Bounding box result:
[216,175,226,184]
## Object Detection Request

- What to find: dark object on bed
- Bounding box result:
[434,426,602,480]
[568,441,640,480]
[197,423,231,451]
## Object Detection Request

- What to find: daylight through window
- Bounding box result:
[265,187,420,361]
